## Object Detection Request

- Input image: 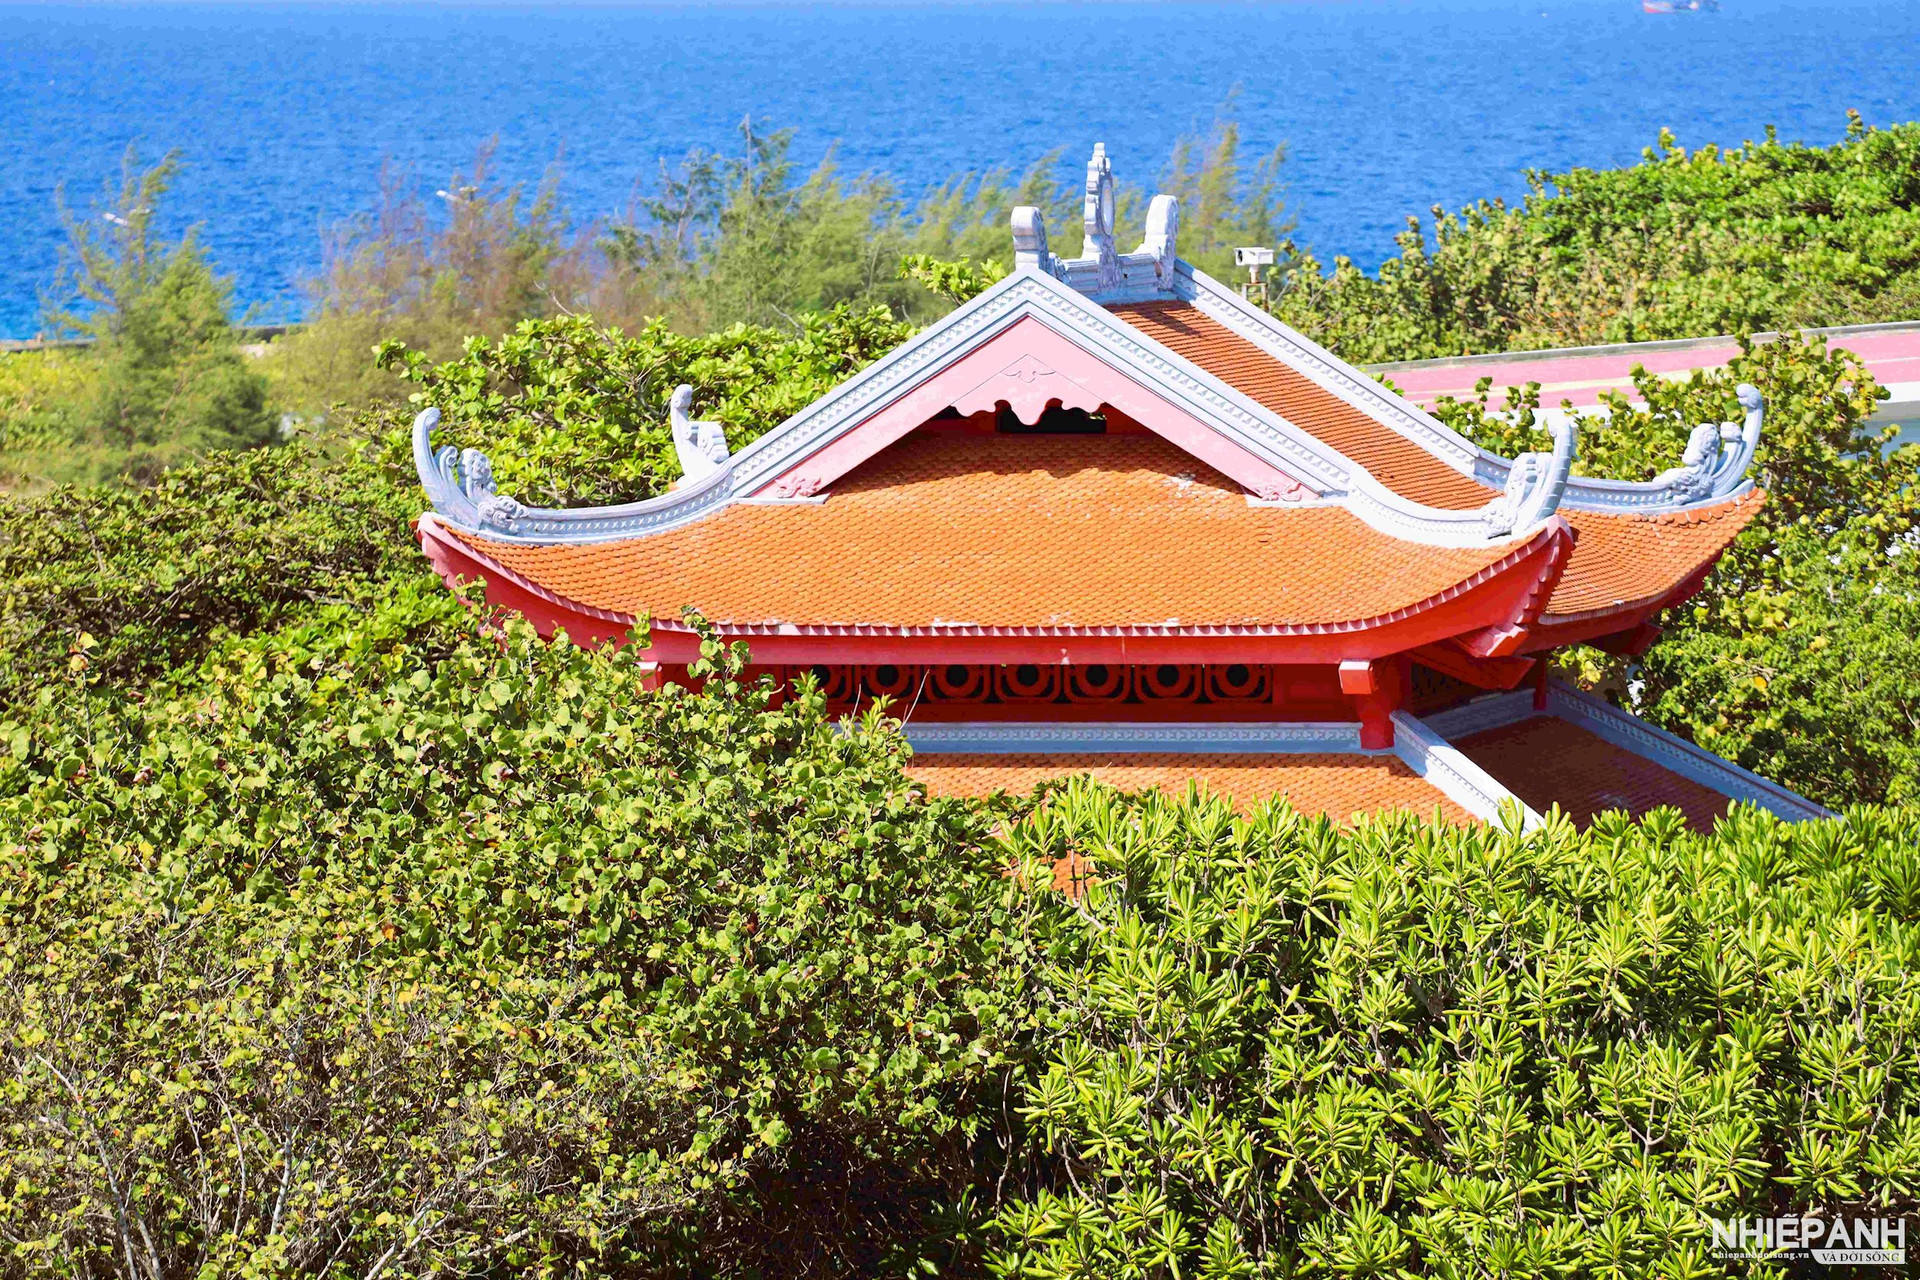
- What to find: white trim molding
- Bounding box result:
[1420,690,1538,740]
[1545,684,1833,822]
[901,720,1376,756]
[1390,709,1542,829]
[1418,685,1831,822]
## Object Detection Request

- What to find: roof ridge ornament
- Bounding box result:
[1011,206,1055,274]
[1140,194,1179,290]
[1481,414,1576,537]
[669,384,731,486]
[1012,144,1181,298]
[412,407,528,533]
[1658,383,1764,503]
[1081,143,1121,289]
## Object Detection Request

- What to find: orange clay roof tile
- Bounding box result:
[1451,715,1733,831]
[1548,491,1763,622]
[446,433,1523,630]
[907,751,1474,822]
[1107,301,1497,510]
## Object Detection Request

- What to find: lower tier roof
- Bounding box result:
[1451,714,1735,831]
[906,750,1472,822]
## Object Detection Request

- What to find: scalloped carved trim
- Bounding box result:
[951,353,1103,423]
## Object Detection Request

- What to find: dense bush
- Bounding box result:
[0,603,1035,1277]
[7,652,1919,1278]
[0,446,420,706]
[370,305,915,506]
[990,782,1920,1277]
[1275,115,1920,362]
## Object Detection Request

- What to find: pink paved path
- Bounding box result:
[1372,325,1920,414]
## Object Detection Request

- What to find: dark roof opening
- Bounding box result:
[997,403,1106,434]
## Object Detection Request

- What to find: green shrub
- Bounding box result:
[1277,115,1920,363]
[369,306,915,507]
[0,445,421,706]
[0,605,1034,1277]
[989,783,1920,1278]
[0,350,91,493]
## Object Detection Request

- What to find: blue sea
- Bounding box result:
[3,0,1917,339]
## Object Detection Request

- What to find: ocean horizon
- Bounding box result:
[3,0,1917,339]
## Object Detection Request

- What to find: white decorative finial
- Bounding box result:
[1482,415,1577,537]
[1656,384,1765,503]
[408,406,526,532]
[1138,194,1179,288]
[1082,143,1119,288]
[669,385,730,486]
[1011,206,1053,271]
[1006,146,1181,298]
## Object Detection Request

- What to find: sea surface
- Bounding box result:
[3,0,1918,338]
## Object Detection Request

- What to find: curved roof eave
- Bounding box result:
[414,509,1571,654]
[1164,261,1766,517]
[413,266,1582,553]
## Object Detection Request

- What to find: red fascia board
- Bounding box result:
[848,701,1357,724]
[1520,549,1725,654]
[1410,640,1537,690]
[418,515,1570,668]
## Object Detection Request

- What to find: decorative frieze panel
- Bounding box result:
[747,662,1357,717]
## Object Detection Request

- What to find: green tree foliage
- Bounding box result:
[0,604,1034,1277]
[270,121,1060,415]
[989,782,1920,1278]
[370,306,914,507]
[898,254,1011,307]
[1639,521,1920,809]
[1276,115,1920,362]
[269,110,1288,415]
[10,149,275,486]
[1427,334,1920,807]
[267,146,593,414]
[1161,112,1292,284]
[0,446,419,707]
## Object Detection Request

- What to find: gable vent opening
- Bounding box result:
[996,403,1106,434]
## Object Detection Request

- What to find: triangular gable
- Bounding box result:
[724,267,1354,505]
[747,310,1314,503]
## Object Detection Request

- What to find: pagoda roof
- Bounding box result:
[412,144,1771,667]
[434,433,1546,638]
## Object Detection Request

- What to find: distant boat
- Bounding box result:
[1643,0,1718,11]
